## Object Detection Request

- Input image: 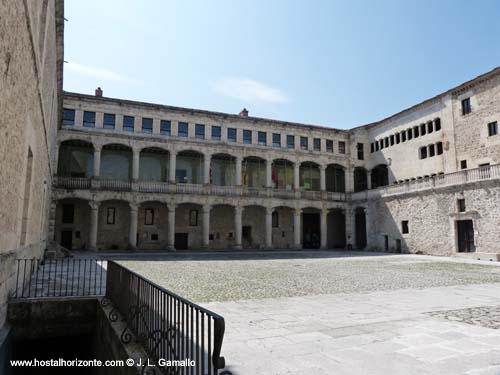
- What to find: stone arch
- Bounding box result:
[139,147,170,182]
[243,156,266,188]
[326,163,345,193]
[210,204,236,249]
[271,205,295,249]
[100,144,133,180]
[176,150,204,184]
[54,198,91,250]
[57,140,94,177]
[211,153,236,186]
[137,200,169,250]
[371,164,389,189]
[300,161,320,191]
[272,159,294,190]
[242,205,267,249]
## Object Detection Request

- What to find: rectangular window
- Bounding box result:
[338,141,346,154]
[420,123,426,136]
[228,128,237,142]
[62,204,74,224]
[461,98,471,115]
[300,136,308,150]
[488,121,498,136]
[370,143,375,153]
[420,146,427,159]
[390,135,395,146]
[178,122,189,137]
[142,118,153,133]
[123,116,135,132]
[243,130,252,144]
[272,133,281,148]
[212,126,221,140]
[287,135,295,149]
[145,208,155,225]
[402,220,409,234]
[106,207,115,225]
[427,121,434,133]
[189,209,198,226]
[272,211,279,228]
[395,133,400,144]
[380,140,384,150]
[413,126,419,138]
[457,199,466,213]
[160,120,171,136]
[326,140,333,152]
[436,142,443,155]
[313,138,321,151]
[103,113,115,129]
[258,131,267,146]
[62,108,75,126]
[460,160,467,169]
[375,142,379,151]
[407,129,413,140]
[384,137,389,148]
[401,131,406,142]
[429,144,435,157]
[195,124,205,139]
[435,118,441,131]
[83,111,96,128]
[357,143,364,160]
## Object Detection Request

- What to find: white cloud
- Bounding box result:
[65,62,142,85]
[214,77,287,104]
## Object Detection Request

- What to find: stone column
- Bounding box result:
[129,203,138,250]
[266,159,273,188]
[294,208,302,249]
[265,207,273,249]
[169,151,177,183]
[320,165,326,192]
[88,201,100,251]
[202,205,210,249]
[234,206,242,250]
[367,170,372,190]
[204,153,211,185]
[351,208,357,249]
[294,163,300,190]
[167,204,176,251]
[235,156,242,186]
[93,146,101,178]
[365,206,370,250]
[132,148,140,181]
[320,208,328,249]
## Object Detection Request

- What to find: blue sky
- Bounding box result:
[64,0,500,129]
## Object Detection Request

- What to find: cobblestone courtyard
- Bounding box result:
[118,252,500,375]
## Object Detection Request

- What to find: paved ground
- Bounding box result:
[118,251,500,375]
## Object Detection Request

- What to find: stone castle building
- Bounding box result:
[53,67,500,257]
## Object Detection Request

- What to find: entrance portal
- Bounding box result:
[457,220,475,252]
[302,213,320,249]
[175,233,188,250]
[60,230,72,250]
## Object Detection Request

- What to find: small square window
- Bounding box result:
[189,209,198,226]
[457,199,466,213]
[488,121,498,136]
[300,137,308,150]
[460,160,467,169]
[272,133,281,148]
[258,131,267,146]
[287,135,295,149]
[142,118,153,133]
[123,116,135,132]
[103,113,115,130]
[83,111,96,128]
[212,126,221,140]
[195,124,205,139]
[313,138,321,151]
[151,233,159,241]
[228,128,237,142]
[62,108,75,126]
[338,141,346,154]
[461,98,471,115]
[402,220,409,234]
[178,122,189,137]
[243,130,252,144]
[160,120,171,136]
[326,140,333,152]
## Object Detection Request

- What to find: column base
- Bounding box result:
[233,245,242,250]
[294,245,302,250]
[166,245,176,252]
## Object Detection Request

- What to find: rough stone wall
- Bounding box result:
[210,206,236,249]
[97,201,130,250]
[366,180,500,255]
[271,207,294,249]
[0,0,62,328]
[137,204,169,250]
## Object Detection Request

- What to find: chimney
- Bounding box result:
[95,87,103,97]
[238,108,248,117]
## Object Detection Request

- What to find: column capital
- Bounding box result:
[234,205,243,215]
[266,206,274,215]
[129,202,139,211]
[203,204,211,214]
[319,164,326,171]
[167,203,177,212]
[294,207,302,215]
[88,200,100,210]
[321,207,329,216]
[94,146,102,153]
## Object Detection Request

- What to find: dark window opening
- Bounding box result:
[196,124,205,139]
[123,116,135,132]
[300,136,308,150]
[384,137,389,148]
[357,143,364,160]
[401,131,406,142]
[313,138,321,151]
[460,160,467,169]
[62,204,74,224]
[160,120,171,136]
[396,133,401,144]
[258,131,267,146]
[326,140,333,152]
[436,142,443,155]
[402,220,409,234]
[178,122,189,137]
[287,135,295,149]
[457,199,466,213]
[83,111,96,128]
[380,140,384,150]
[435,118,441,131]
[370,143,375,153]
[212,126,221,140]
[243,130,252,144]
[461,98,471,115]
[420,123,426,135]
[228,128,237,142]
[151,233,158,241]
[429,144,435,157]
[62,108,75,126]
[420,147,427,159]
[142,118,153,133]
[407,129,413,140]
[488,121,498,136]
[273,133,281,148]
[272,211,279,227]
[103,113,115,129]
[390,135,395,146]
[338,141,346,154]
[414,126,419,138]
[427,121,434,133]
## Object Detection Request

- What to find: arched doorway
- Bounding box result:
[302,207,321,249]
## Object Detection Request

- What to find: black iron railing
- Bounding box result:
[11,258,106,298]
[104,260,231,375]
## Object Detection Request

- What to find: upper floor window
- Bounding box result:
[123,116,135,132]
[195,124,205,139]
[228,128,237,142]
[401,131,406,142]
[272,133,281,148]
[313,138,321,151]
[460,160,467,169]
[272,211,279,227]
[62,108,75,126]
[338,141,346,154]
[103,113,115,129]
[287,135,295,149]
[436,141,443,155]
[435,118,441,131]
[142,118,153,133]
[370,143,375,153]
[461,98,471,115]
[357,143,364,160]
[83,111,96,128]
[160,120,171,136]
[389,135,395,146]
[212,126,221,140]
[380,139,384,150]
[395,133,400,144]
[427,121,434,133]
[243,129,252,144]
[375,142,379,151]
[258,131,267,146]
[178,122,189,137]
[407,128,413,140]
[326,140,333,152]
[300,136,308,150]
[413,126,419,138]
[429,144,435,157]
[384,137,389,148]
[420,146,427,159]
[488,121,498,136]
